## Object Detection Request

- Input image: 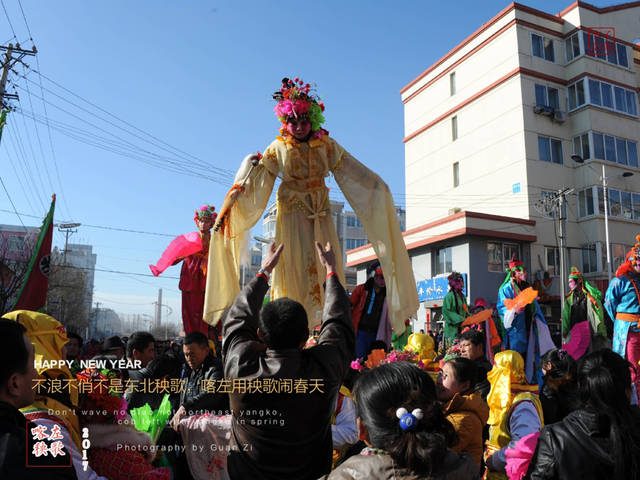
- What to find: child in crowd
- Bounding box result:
[321,361,480,479]
[437,357,489,467]
[539,348,579,425]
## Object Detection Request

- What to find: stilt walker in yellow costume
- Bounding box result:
[204,77,418,331]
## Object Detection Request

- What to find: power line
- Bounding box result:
[0,173,25,228]
[15,0,31,41]
[0,0,16,40]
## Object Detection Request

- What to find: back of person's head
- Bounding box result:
[0,319,29,391]
[126,331,155,359]
[578,349,640,480]
[542,348,576,389]
[146,352,182,380]
[458,329,484,348]
[259,297,308,349]
[354,361,456,476]
[67,332,83,345]
[183,331,209,348]
[444,356,477,389]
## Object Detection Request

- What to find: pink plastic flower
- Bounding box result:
[350,360,363,371]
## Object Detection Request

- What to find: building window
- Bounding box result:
[583,31,628,67]
[7,235,24,252]
[612,243,631,271]
[451,116,458,141]
[450,72,456,95]
[453,162,459,187]
[487,241,520,272]
[582,243,599,273]
[436,247,452,275]
[532,33,554,62]
[572,133,590,160]
[538,136,563,164]
[565,33,581,62]
[578,187,595,218]
[568,79,586,110]
[534,84,559,109]
[346,238,367,250]
[586,78,638,116]
[346,216,362,228]
[545,246,560,276]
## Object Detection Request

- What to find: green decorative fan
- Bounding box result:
[130,394,172,444]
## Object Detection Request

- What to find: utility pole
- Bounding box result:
[58,223,81,264]
[0,43,37,111]
[534,187,574,319]
[153,288,163,329]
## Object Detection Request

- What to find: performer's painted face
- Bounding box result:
[568,278,577,291]
[197,216,214,233]
[515,268,527,282]
[633,257,640,274]
[286,117,312,140]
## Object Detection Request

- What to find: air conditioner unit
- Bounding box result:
[553,110,566,123]
[534,104,554,116]
[448,207,461,215]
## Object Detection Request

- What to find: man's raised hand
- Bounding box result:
[261,243,284,274]
[315,241,337,275]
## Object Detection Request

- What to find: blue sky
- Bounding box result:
[0,0,618,324]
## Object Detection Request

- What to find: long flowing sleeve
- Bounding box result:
[203,153,277,325]
[331,141,418,334]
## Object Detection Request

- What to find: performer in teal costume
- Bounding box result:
[496,255,555,385]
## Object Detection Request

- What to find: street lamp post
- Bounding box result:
[571,155,634,283]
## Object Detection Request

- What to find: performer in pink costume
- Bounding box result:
[150,205,217,336]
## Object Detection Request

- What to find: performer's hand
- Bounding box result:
[262,243,284,274]
[315,241,337,275]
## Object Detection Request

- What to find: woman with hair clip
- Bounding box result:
[320,362,480,479]
[539,348,579,425]
[527,349,640,480]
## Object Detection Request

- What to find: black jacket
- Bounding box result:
[539,381,580,426]
[179,351,228,414]
[0,401,77,480]
[223,275,355,480]
[472,357,492,400]
[526,408,640,479]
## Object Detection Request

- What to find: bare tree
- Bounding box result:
[46,248,90,334]
[0,231,37,315]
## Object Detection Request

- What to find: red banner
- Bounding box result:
[11,195,55,312]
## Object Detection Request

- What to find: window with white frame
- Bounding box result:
[538,136,563,164]
[586,78,638,116]
[451,116,458,141]
[578,187,596,218]
[582,242,599,273]
[583,31,628,67]
[568,79,586,110]
[565,32,581,62]
[436,246,453,275]
[453,162,459,187]
[7,235,24,252]
[545,246,560,276]
[487,241,520,272]
[573,133,590,160]
[450,72,456,96]
[531,33,554,62]
[534,84,560,109]
[578,131,638,167]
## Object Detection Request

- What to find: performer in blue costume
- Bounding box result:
[497,255,555,385]
[605,236,640,400]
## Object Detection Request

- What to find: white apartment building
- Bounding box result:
[347,1,640,330]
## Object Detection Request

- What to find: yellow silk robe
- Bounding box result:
[203,134,418,332]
